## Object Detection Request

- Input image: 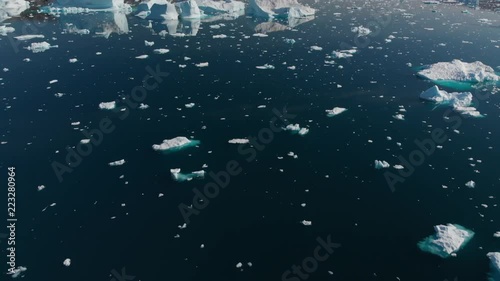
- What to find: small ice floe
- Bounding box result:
[494,232,500,238]
[330,48,357,59]
[351,26,372,37]
[420,86,483,117]
[283,124,309,136]
[37,185,45,191]
[145,40,154,46]
[284,38,296,44]
[185,103,195,108]
[99,101,116,110]
[252,33,268,37]
[487,252,500,278]
[325,107,347,117]
[135,55,148,59]
[139,103,149,109]
[213,34,227,39]
[8,266,27,278]
[170,168,205,182]
[256,64,275,70]
[287,66,296,70]
[69,58,78,63]
[301,220,312,226]
[257,105,266,108]
[55,93,65,97]
[152,136,199,152]
[236,262,243,268]
[393,114,405,120]
[80,139,90,144]
[49,79,58,84]
[287,152,298,159]
[465,180,476,188]
[14,34,44,41]
[393,165,404,170]
[63,258,71,267]
[108,159,126,166]
[417,224,475,258]
[417,59,499,84]
[153,49,170,54]
[195,62,209,68]
[228,139,249,144]
[310,46,323,51]
[0,25,15,36]
[374,160,390,169]
[26,42,58,53]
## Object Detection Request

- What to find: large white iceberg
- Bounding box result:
[248,0,315,19]
[170,168,205,182]
[487,252,500,281]
[152,136,199,151]
[420,86,482,117]
[417,224,475,258]
[418,60,500,83]
[0,0,29,22]
[195,0,245,15]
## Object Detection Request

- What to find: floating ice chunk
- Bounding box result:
[213,34,227,39]
[228,138,249,144]
[69,58,78,63]
[185,103,195,108]
[0,24,14,35]
[301,220,312,226]
[351,26,371,37]
[487,252,500,280]
[14,34,44,41]
[325,107,347,117]
[284,38,296,44]
[80,139,90,144]
[0,0,29,22]
[170,168,205,182]
[153,48,170,54]
[49,79,58,84]
[374,160,390,169]
[175,0,203,19]
[310,46,322,51]
[465,180,476,188]
[37,185,45,191]
[152,136,199,151]
[256,64,275,70]
[139,103,149,109]
[63,258,71,267]
[195,62,209,67]
[26,42,58,53]
[494,232,500,238]
[252,33,268,37]
[136,54,148,59]
[249,0,315,19]
[417,60,499,83]
[145,40,154,46]
[420,86,483,117]
[108,159,125,166]
[417,224,475,258]
[8,266,27,278]
[331,49,357,59]
[99,101,116,110]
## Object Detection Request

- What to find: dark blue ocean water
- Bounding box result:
[1,1,500,281]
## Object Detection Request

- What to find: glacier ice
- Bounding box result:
[417,60,500,84]
[256,64,275,70]
[351,26,371,37]
[419,86,483,117]
[330,48,357,59]
[152,136,199,151]
[170,168,205,182]
[465,180,476,188]
[417,224,475,258]
[248,0,315,19]
[0,24,14,35]
[8,266,27,278]
[284,124,309,136]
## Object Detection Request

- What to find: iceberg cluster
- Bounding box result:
[420,86,482,117]
[152,136,199,151]
[418,60,500,84]
[108,159,126,166]
[284,124,309,136]
[170,168,205,182]
[330,48,357,59]
[99,101,116,110]
[248,0,315,19]
[417,224,475,258]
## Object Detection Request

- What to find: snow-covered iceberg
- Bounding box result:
[417,224,475,258]
[0,0,29,22]
[152,136,199,152]
[195,0,245,15]
[248,0,315,19]
[420,86,483,117]
[487,252,500,281]
[417,60,500,90]
[170,168,205,182]
[135,0,178,20]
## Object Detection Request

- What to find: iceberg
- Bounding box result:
[228,138,249,144]
[152,136,199,152]
[374,160,390,169]
[488,252,500,281]
[175,0,203,19]
[99,101,116,110]
[417,224,475,258]
[135,0,178,20]
[0,24,14,35]
[108,159,126,166]
[417,60,500,89]
[0,0,29,23]
[14,34,44,41]
[54,0,126,10]
[351,25,371,37]
[8,266,27,278]
[170,168,205,182]
[26,42,58,53]
[248,0,315,19]
[419,86,483,117]
[195,0,245,15]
